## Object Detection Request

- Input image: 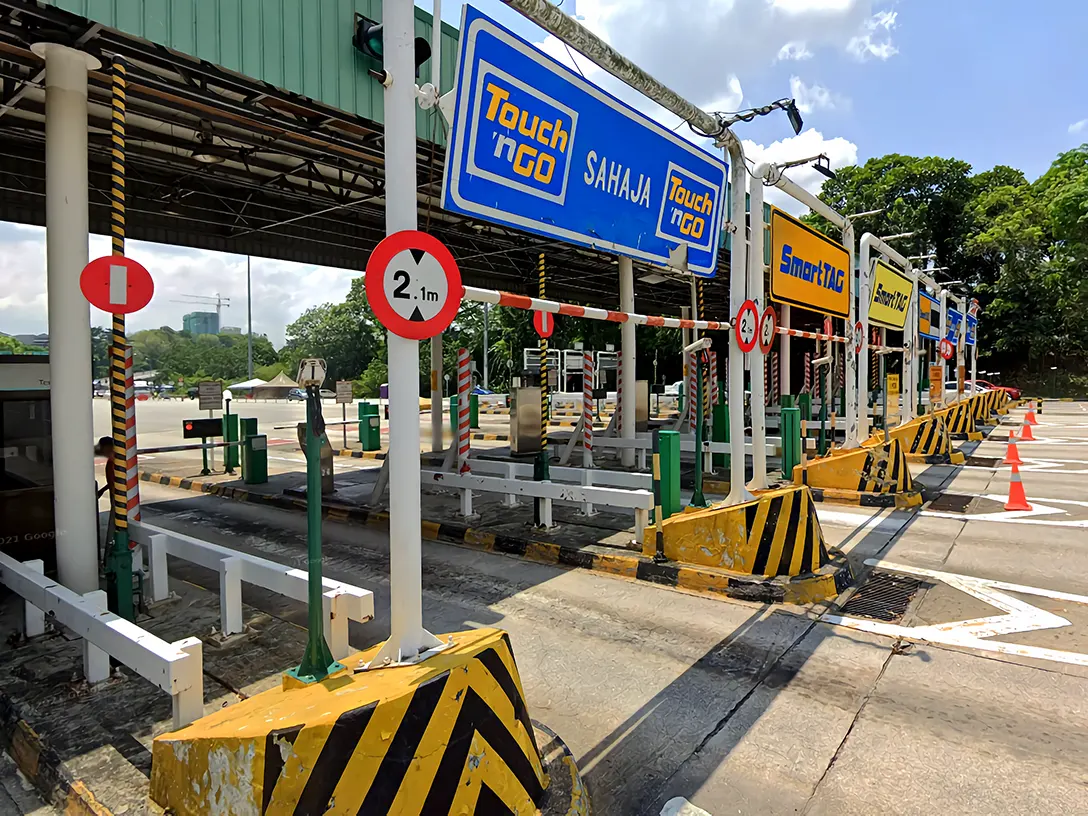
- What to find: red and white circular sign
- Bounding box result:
[80,255,154,314]
[854,321,865,355]
[533,310,554,339]
[939,338,955,360]
[735,299,759,354]
[758,306,777,355]
[365,231,462,340]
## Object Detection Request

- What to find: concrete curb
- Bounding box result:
[0,691,115,815]
[534,721,593,815]
[138,471,851,605]
[808,486,924,510]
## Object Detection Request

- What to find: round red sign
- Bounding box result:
[79,255,154,314]
[854,321,864,355]
[758,306,777,355]
[735,299,759,354]
[365,231,463,341]
[533,310,554,339]
[939,338,955,360]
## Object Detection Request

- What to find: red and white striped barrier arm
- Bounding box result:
[124,345,140,521]
[776,326,847,343]
[462,287,730,332]
[457,348,471,474]
[582,352,594,465]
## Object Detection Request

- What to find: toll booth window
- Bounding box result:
[1,398,53,489]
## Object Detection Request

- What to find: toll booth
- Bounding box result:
[522,348,560,391]
[596,350,619,392]
[0,355,57,573]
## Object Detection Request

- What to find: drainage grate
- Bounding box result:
[839,571,926,622]
[966,456,1001,468]
[927,492,975,513]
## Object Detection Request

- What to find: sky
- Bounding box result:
[2,0,1085,346]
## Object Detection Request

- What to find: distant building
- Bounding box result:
[1,332,50,348]
[183,311,219,336]
[220,326,242,335]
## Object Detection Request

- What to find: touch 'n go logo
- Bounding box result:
[467,64,578,204]
[655,163,719,252]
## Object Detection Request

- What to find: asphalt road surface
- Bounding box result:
[126,400,1088,815]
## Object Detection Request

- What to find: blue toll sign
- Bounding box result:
[965,314,977,347]
[442,5,728,277]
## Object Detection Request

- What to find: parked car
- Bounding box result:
[974,379,1021,400]
[287,388,306,401]
[471,385,494,395]
[664,380,684,396]
[943,380,988,401]
[319,389,335,399]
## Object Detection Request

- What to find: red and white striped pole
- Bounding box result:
[457,348,471,474]
[124,345,140,521]
[688,351,698,434]
[582,351,594,468]
[769,351,779,408]
[709,351,719,406]
[803,352,812,394]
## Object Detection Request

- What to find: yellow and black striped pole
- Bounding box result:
[106,56,134,621]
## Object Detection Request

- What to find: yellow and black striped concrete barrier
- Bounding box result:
[150,628,587,815]
[794,438,922,508]
[941,400,980,440]
[863,414,964,465]
[640,485,829,577]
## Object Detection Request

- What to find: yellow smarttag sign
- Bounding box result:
[868,259,912,330]
[769,207,850,317]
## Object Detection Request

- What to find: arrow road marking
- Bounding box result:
[826,559,1088,667]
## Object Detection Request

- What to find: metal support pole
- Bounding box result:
[35,42,100,595]
[535,253,551,525]
[292,390,340,681]
[651,429,666,562]
[482,302,490,390]
[747,173,768,489]
[619,256,636,467]
[780,304,792,398]
[246,256,253,378]
[721,134,753,505]
[430,334,443,452]
[104,57,133,621]
[370,0,444,667]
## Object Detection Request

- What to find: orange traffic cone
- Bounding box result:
[1020,417,1036,441]
[1004,463,1032,511]
[1025,401,1039,425]
[1002,430,1023,466]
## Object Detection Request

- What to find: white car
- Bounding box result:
[943,380,987,402]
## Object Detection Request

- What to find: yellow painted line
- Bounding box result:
[421,520,441,540]
[591,553,639,578]
[524,542,560,564]
[675,566,731,595]
[463,529,496,551]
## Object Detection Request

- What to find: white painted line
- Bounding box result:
[815,507,909,536]
[109,263,128,306]
[825,560,1088,668]
[661,798,713,816]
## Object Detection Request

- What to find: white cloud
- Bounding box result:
[743,129,859,215]
[789,76,848,113]
[777,41,814,61]
[847,9,899,60]
[1069,119,1088,134]
[0,226,356,347]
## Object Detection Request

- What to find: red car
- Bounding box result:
[974,379,1021,400]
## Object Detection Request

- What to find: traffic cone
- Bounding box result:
[1024,401,1039,425]
[1004,463,1032,511]
[1002,430,1023,466]
[1020,417,1036,441]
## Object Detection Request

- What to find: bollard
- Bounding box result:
[222,413,240,471]
[449,395,457,440]
[358,402,380,451]
[798,393,813,442]
[470,392,480,429]
[781,394,795,409]
[658,430,681,519]
[242,434,268,485]
[781,406,801,477]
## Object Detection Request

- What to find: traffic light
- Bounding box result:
[352,15,432,81]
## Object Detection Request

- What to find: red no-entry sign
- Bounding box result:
[80,255,154,314]
[939,338,955,360]
[533,310,554,339]
[366,231,462,340]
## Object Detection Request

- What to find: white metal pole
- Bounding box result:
[482,302,489,390]
[722,135,753,505]
[939,290,949,386]
[34,42,100,595]
[373,0,442,666]
[954,294,967,399]
[430,334,443,452]
[431,0,442,92]
[747,171,768,489]
[780,304,791,399]
[843,221,857,444]
[618,256,636,467]
[246,255,253,378]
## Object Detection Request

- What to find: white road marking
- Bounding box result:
[923,494,1088,527]
[826,559,1088,667]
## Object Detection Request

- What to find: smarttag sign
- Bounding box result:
[868,259,912,330]
[769,207,850,317]
[947,308,963,343]
[442,5,728,276]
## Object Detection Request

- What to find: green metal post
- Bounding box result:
[691,359,707,508]
[223,404,237,474]
[712,398,728,468]
[659,430,681,518]
[781,406,801,479]
[449,395,458,439]
[470,392,480,429]
[291,389,342,683]
[781,394,795,408]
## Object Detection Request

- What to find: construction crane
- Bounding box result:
[172,293,231,323]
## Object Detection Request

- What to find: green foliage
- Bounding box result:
[254,362,285,381]
[128,327,277,384]
[356,359,388,398]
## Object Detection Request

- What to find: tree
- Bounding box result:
[0,335,31,354]
[90,327,109,379]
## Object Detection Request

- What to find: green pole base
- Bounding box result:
[105,529,135,621]
[287,656,345,685]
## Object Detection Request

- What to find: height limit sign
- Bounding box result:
[366,231,463,340]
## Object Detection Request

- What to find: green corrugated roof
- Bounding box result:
[47,0,458,140]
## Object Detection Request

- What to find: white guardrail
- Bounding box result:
[129,522,375,662]
[0,553,204,729]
